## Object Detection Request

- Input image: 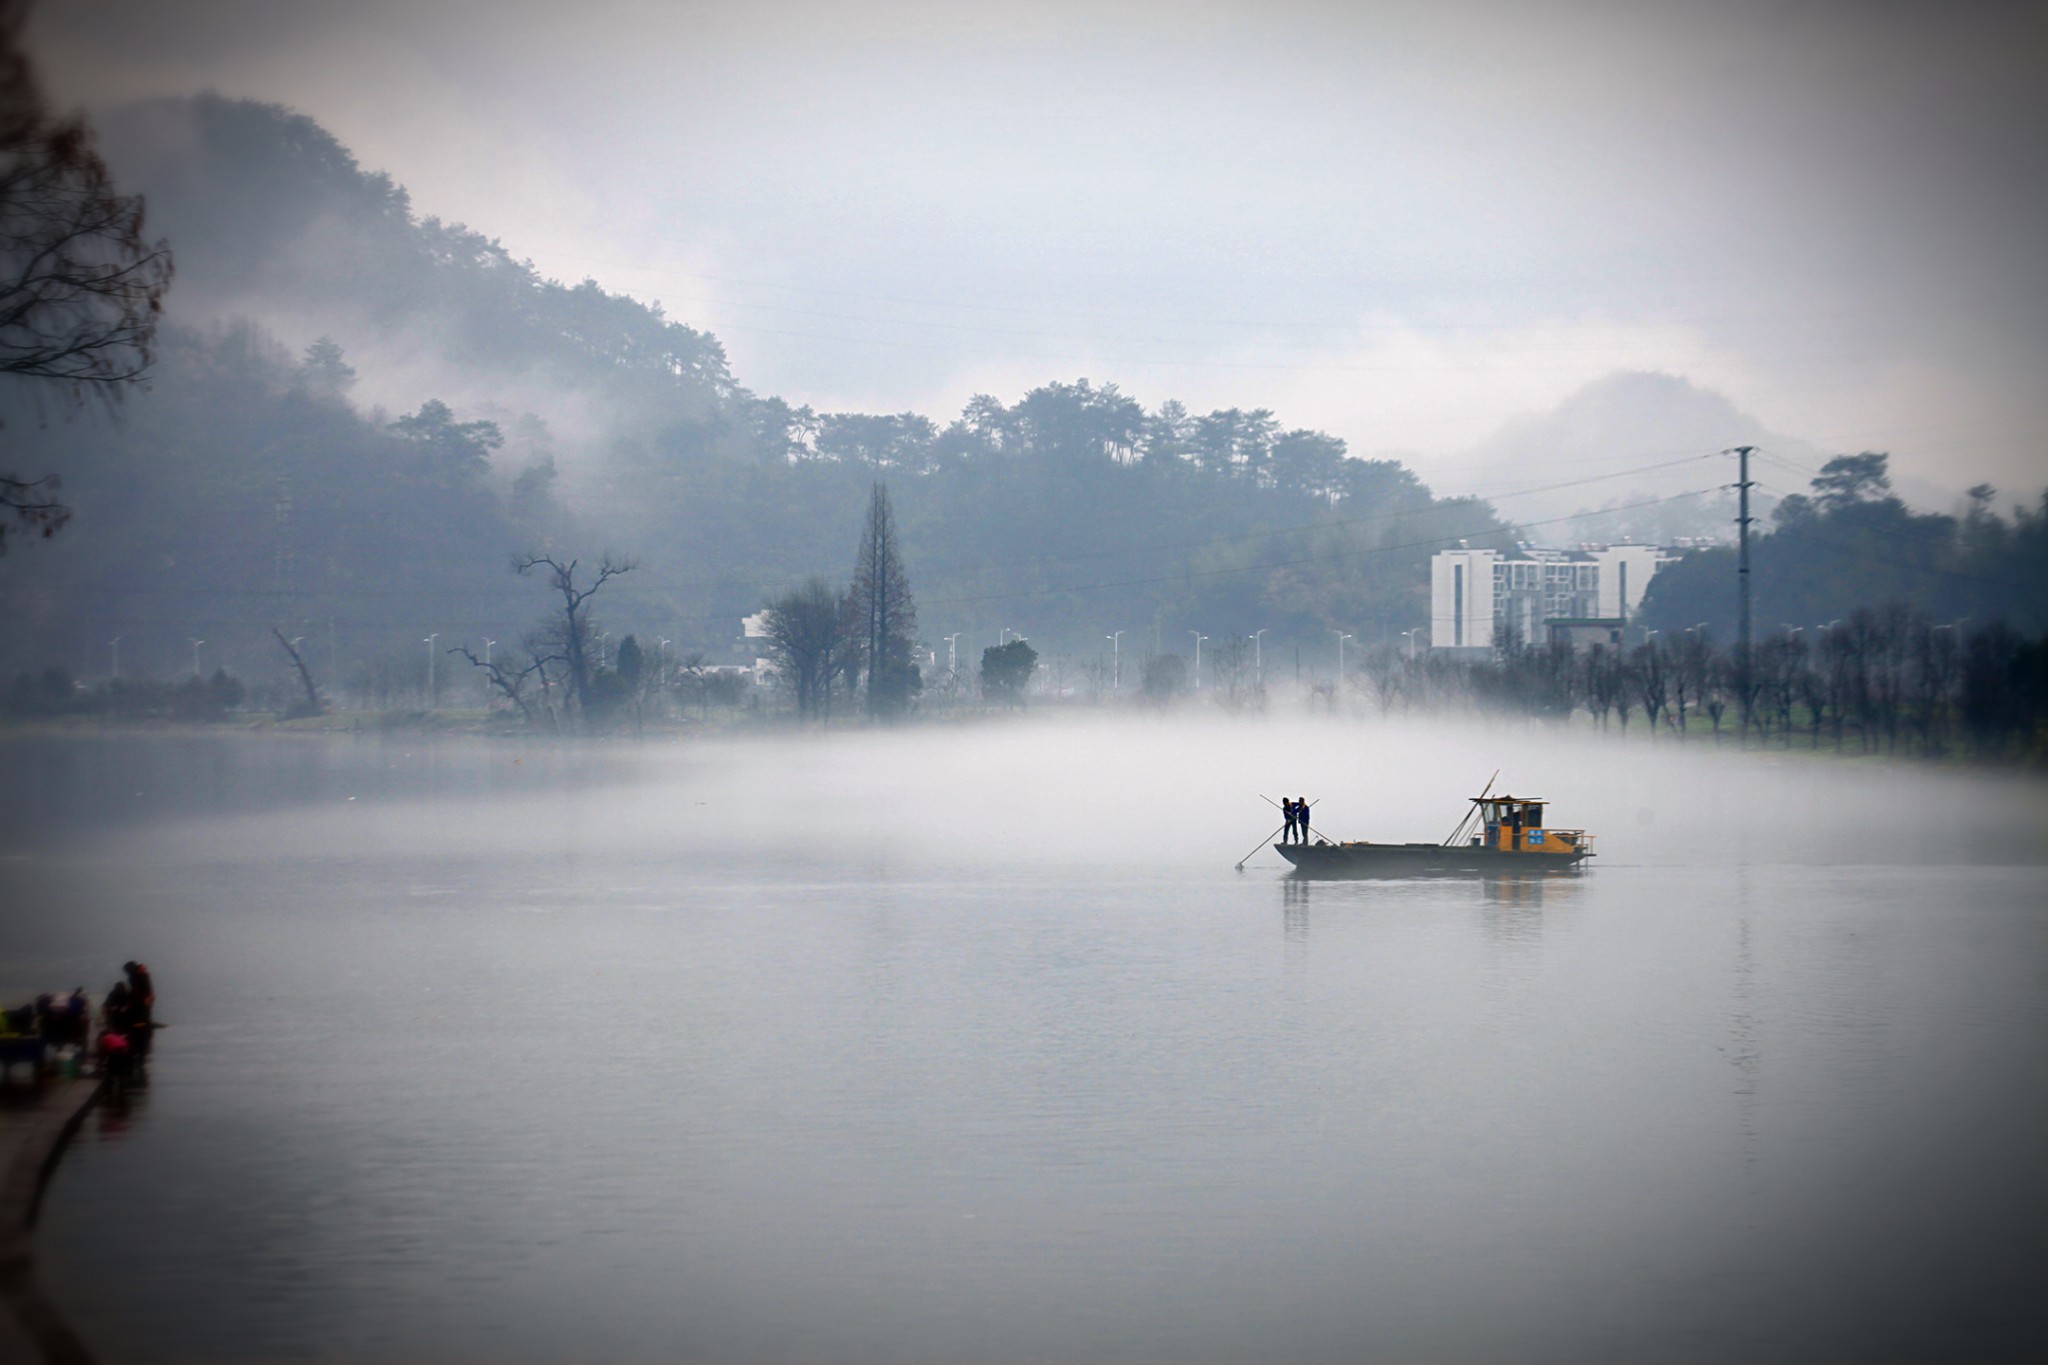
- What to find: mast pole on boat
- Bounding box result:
[1442,769,1499,846]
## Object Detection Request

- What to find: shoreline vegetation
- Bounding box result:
[2,645,2041,774]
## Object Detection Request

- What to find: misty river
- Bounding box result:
[5,719,2046,1362]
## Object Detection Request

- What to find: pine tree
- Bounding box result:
[851,482,920,717]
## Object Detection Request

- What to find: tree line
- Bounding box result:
[1348,606,2048,763]
[1641,453,2047,637]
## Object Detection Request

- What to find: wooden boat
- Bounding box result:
[1276,791,1594,876]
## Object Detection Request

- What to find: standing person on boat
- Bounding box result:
[124,961,156,1066]
[1297,798,1311,844]
[1281,797,1298,845]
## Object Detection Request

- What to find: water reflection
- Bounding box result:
[87,1068,151,1142]
[17,732,2048,1364]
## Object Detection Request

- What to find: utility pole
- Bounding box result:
[1728,445,1756,738]
[424,634,439,708]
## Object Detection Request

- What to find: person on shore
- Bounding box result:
[124,961,155,1066]
[101,980,131,1033]
[98,980,134,1083]
[1281,797,1298,845]
[97,1021,133,1089]
[1297,798,1311,844]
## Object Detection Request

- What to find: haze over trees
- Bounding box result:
[1641,454,2048,636]
[0,94,1511,683]
[0,90,2041,764]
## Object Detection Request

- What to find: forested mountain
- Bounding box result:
[0,94,1511,683]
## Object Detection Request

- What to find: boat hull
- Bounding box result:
[1275,841,1590,877]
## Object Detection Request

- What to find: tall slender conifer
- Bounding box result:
[851,482,919,716]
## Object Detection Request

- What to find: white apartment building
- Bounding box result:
[1429,543,1677,652]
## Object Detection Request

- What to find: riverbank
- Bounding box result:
[2,700,2039,777]
[1,1076,103,1365]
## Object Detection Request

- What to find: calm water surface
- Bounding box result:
[4,722,2045,1362]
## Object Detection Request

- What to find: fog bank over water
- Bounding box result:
[8,721,2047,1362]
[10,714,2043,876]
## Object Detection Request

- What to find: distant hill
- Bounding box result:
[99,94,745,451]
[3,95,1511,682]
[1442,371,1804,544]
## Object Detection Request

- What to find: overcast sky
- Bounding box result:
[27,0,2048,499]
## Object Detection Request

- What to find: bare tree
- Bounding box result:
[271,627,322,718]
[762,576,852,719]
[451,644,551,729]
[1702,653,1729,740]
[1362,644,1404,714]
[513,553,636,722]
[1,4,174,550]
[672,650,711,718]
[1669,632,1711,732]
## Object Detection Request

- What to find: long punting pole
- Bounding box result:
[1235,823,1289,872]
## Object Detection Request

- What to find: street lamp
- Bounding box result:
[108,636,122,681]
[1400,628,1419,661]
[657,638,671,686]
[484,638,497,668]
[189,639,205,677]
[1189,631,1207,689]
[1335,631,1353,682]
[424,633,439,707]
[1107,631,1125,694]
[1250,629,1267,688]
[945,633,963,676]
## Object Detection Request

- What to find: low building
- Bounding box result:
[1430,542,1677,653]
[1544,617,1626,652]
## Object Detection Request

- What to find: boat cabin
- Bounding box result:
[1472,794,1590,856]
